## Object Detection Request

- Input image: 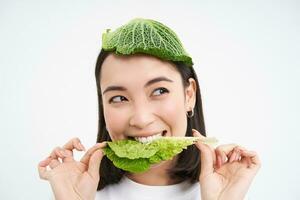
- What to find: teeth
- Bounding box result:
[134,132,163,143]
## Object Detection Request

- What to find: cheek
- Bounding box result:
[103,107,128,140]
[157,96,187,137]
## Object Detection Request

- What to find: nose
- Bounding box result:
[129,101,155,129]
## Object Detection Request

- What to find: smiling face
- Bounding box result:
[100,53,196,142]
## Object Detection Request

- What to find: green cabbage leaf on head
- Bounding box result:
[102,18,193,67]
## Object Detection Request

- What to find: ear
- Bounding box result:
[185,78,197,111]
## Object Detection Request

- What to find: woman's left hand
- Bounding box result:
[193,129,261,200]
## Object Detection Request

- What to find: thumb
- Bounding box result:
[192,129,215,177]
[88,149,104,181]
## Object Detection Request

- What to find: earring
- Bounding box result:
[187,108,194,118]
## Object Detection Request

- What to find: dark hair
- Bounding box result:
[95,50,207,190]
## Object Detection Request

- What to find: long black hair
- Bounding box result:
[95,50,207,190]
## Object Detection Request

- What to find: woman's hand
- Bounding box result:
[193,129,261,200]
[38,138,106,200]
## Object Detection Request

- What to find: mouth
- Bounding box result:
[130,130,168,143]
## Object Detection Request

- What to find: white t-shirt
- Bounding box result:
[96,176,200,200]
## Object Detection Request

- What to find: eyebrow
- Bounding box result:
[102,76,173,95]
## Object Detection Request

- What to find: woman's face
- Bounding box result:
[100,53,196,142]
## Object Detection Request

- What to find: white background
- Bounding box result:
[0,0,299,199]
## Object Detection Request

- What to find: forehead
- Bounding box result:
[100,53,181,86]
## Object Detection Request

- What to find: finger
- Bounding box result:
[229,150,237,163]
[229,147,243,163]
[62,137,85,152]
[234,151,241,162]
[192,129,216,163]
[61,149,75,163]
[240,155,252,167]
[49,159,61,169]
[216,144,244,164]
[50,147,74,163]
[49,146,64,159]
[61,137,85,163]
[38,157,52,180]
[240,150,261,168]
[192,129,215,176]
[227,150,233,159]
[246,157,252,167]
[39,156,52,167]
[80,142,107,166]
[88,149,105,180]
[215,148,228,167]
[216,154,222,168]
[216,144,239,156]
[236,147,249,164]
[220,150,228,163]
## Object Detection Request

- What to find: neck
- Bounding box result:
[126,157,180,186]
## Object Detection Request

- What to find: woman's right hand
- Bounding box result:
[38,138,106,200]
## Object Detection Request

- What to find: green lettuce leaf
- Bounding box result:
[103,146,150,173]
[107,139,158,159]
[148,137,195,164]
[103,137,217,173]
[102,18,193,67]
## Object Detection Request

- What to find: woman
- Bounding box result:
[38,18,261,200]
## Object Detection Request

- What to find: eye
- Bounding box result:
[152,87,169,96]
[109,96,128,104]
